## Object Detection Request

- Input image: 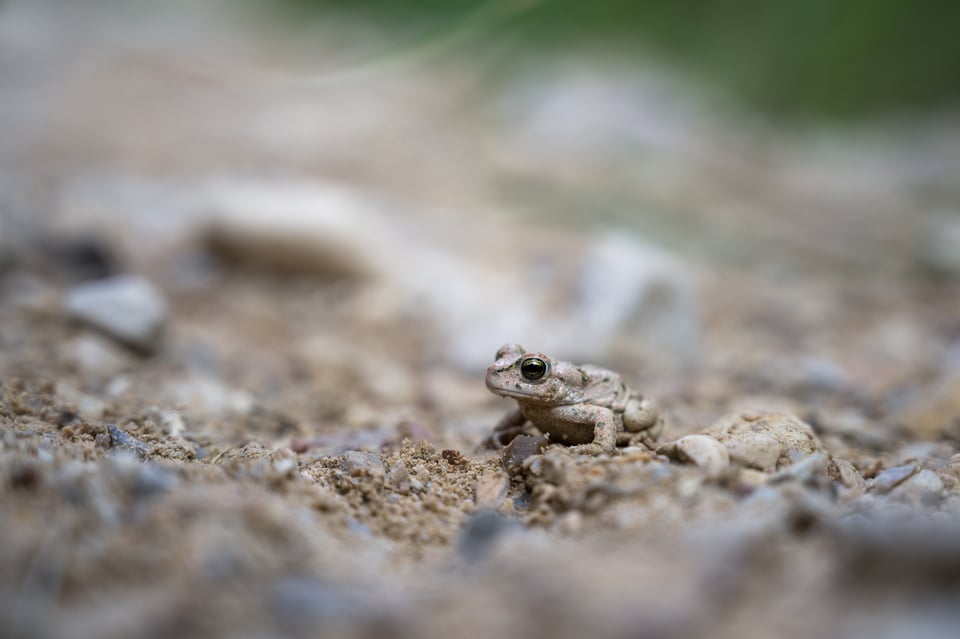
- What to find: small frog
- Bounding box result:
[485,344,664,454]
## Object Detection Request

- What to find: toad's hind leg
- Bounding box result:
[623,396,664,445]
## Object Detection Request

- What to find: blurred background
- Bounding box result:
[2,1,960,637]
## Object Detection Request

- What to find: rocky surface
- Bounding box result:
[1,2,960,639]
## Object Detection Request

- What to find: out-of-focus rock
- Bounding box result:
[65,275,168,352]
[919,214,960,277]
[575,232,700,365]
[705,412,825,472]
[810,409,894,450]
[61,333,132,381]
[203,180,393,278]
[869,464,917,493]
[163,376,253,420]
[894,373,960,440]
[656,434,729,479]
[893,469,944,504]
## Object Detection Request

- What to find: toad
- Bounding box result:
[485,344,663,454]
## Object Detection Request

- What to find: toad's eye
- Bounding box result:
[520,357,548,381]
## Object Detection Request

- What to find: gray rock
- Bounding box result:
[869,464,917,493]
[895,469,944,503]
[65,275,168,352]
[107,424,150,460]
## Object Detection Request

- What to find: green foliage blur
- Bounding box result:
[276,0,960,121]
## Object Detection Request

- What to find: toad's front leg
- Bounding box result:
[552,404,618,455]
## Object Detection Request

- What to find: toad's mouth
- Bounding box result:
[485,376,558,402]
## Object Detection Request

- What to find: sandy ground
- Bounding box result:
[2,2,960,638]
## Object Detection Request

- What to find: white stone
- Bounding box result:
[65,275,168,352]
[659,434,729,479]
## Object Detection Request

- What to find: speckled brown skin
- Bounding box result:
[485,344,663,454]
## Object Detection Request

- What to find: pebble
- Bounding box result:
[705,412,825,472]
[340,451,385,480]
[107,423,150,460]
[65,275,169,352]
[895,469,944,502]
[869,464,917,493]
[656,435,729,479]
[502,434,548,476]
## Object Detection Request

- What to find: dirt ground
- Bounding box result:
[2,2,960,639]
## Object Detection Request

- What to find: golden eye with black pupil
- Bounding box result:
[520,357,547,381]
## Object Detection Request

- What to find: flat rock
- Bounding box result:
[894,469,943,502]
[869,464,917,493]
[203,180,391,278]
[657,434,729,479]
[705,412,825,472]
[65,275,168,352]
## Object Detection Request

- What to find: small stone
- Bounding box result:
[107,423,150,460]
[475,471,509,508]
[386,461,411,494]
[657,434,729,479]
[869,464,917,493]
[65,275,169,352]
[340,451,385,479]
[895,469,944,502]
[705,412,825,472]
[502,434,548,476]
